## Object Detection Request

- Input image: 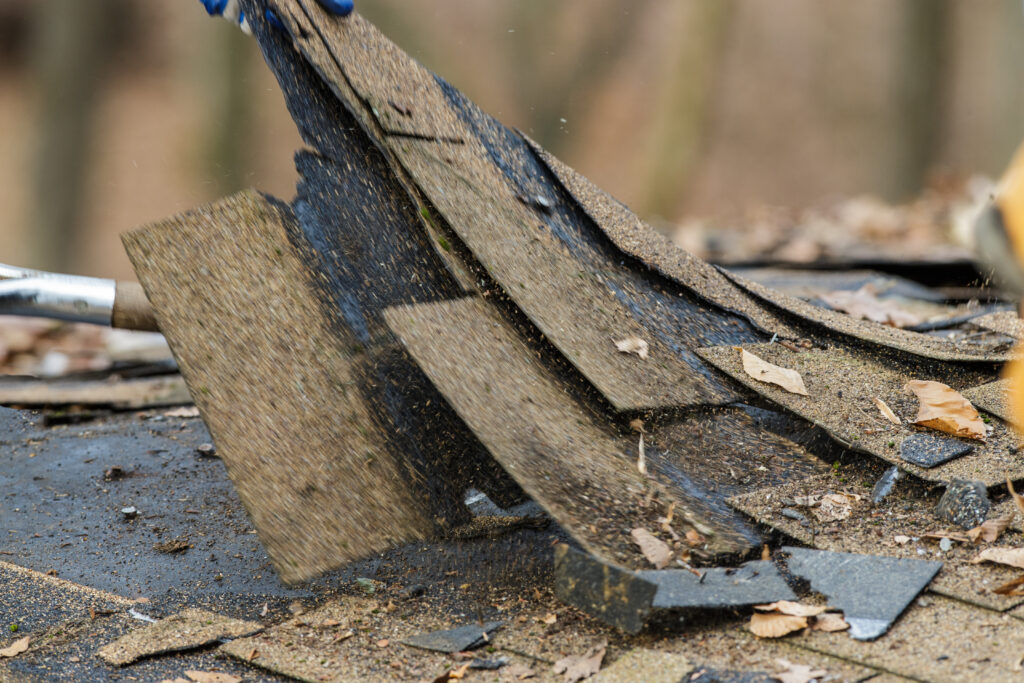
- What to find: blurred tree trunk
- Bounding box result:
[200,24,253,197]
[887,0,950,199]
[28,0,121,272]
[641,0,734,219]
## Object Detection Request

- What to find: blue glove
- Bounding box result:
[201,0,353,33]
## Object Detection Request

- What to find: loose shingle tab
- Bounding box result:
[899,433,973,468]
[782,546,941,640]
[637,561,795,610]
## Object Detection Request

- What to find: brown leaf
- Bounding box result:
[0,636,29,658]
[614,336,649,359]
[754,601,828,617]
[774,659,829,683]
[812,493,853,522]
[993,574,1024,596]
[1008,477,1024,517]
[967,511,1014,543]
[684,529,705,547]
[749,613,808,638]
[811,613,849,632]
[185,672,241,683]
[970,547,1024,569]
[501,662,536,681]
[630,528,672,569]
[872,397,901,425]
[553,641,606,683]
[537,613,558,625]
[739,348,808,395]
[905,380,986,440]
[821,284,922,328]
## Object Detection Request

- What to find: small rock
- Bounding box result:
[935,479,990,529]
[780,508,807,523]
[871,466,901,505]
[400,584,427,600]
[939,537,952,553]
[104,466,126,481]
[120,506,139,520]
[196,443,217,457]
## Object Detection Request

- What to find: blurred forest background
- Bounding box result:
[0,0,1022,279]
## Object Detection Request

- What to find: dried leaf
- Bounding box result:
[774,659,829,683]
[1008,477,1024,517]
[970,547,1024,569]
[163,406,200,418]
[811,613,849,632]
[739,348,808,396]
[905,380,986,440]
[685,529,705,547]
[614,336,648,360]
[185,672,241,683]
[630,528,672,569]
[754,601,828,617]
[872,397,901,425]
[0,637,29,658]
[628,418,645,433]
[992,574,1024,596]
[501,663,536,681]
[749,613,808,638]
[537,613,558,625]
[967,511,1013,543]
[552,641,606,683]
[821,284,922,328]
[893,535,912,545]
[812,493,853,522]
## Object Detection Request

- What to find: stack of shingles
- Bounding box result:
[131,1,1024,668]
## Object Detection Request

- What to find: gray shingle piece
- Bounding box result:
[400,621,502,653]
[899,433,973,468]
[637,561,795,610]
[782,546,941,641]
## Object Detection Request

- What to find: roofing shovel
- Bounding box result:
[0,263,157,332]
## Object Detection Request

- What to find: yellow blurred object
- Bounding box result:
[975,142,1024,434]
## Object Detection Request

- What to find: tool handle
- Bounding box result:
[112,281,159,331]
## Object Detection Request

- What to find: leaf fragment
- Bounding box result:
[905,380,987,440]
[630,528,672,569]
[0,636,29,658]
[774,659,829,683]
[739,348,808,396]
[812,493,854,522]
[993,574,1024,596]
[970,547,1024,569]
[821,284,922,328]
[811,613,849,632]
[614,336,648,360]
[749,613,808,638]
[552,641,606,683]
[967,510,1014,543]
[754,601,828,617]
[1008,477,1024,517]
[872,397,901,425]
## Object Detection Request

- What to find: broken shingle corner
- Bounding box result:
[781,546,941,640]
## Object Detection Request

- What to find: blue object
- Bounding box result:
[265,8,286,30]
[199,0,229,16]
[317,0,354,16]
